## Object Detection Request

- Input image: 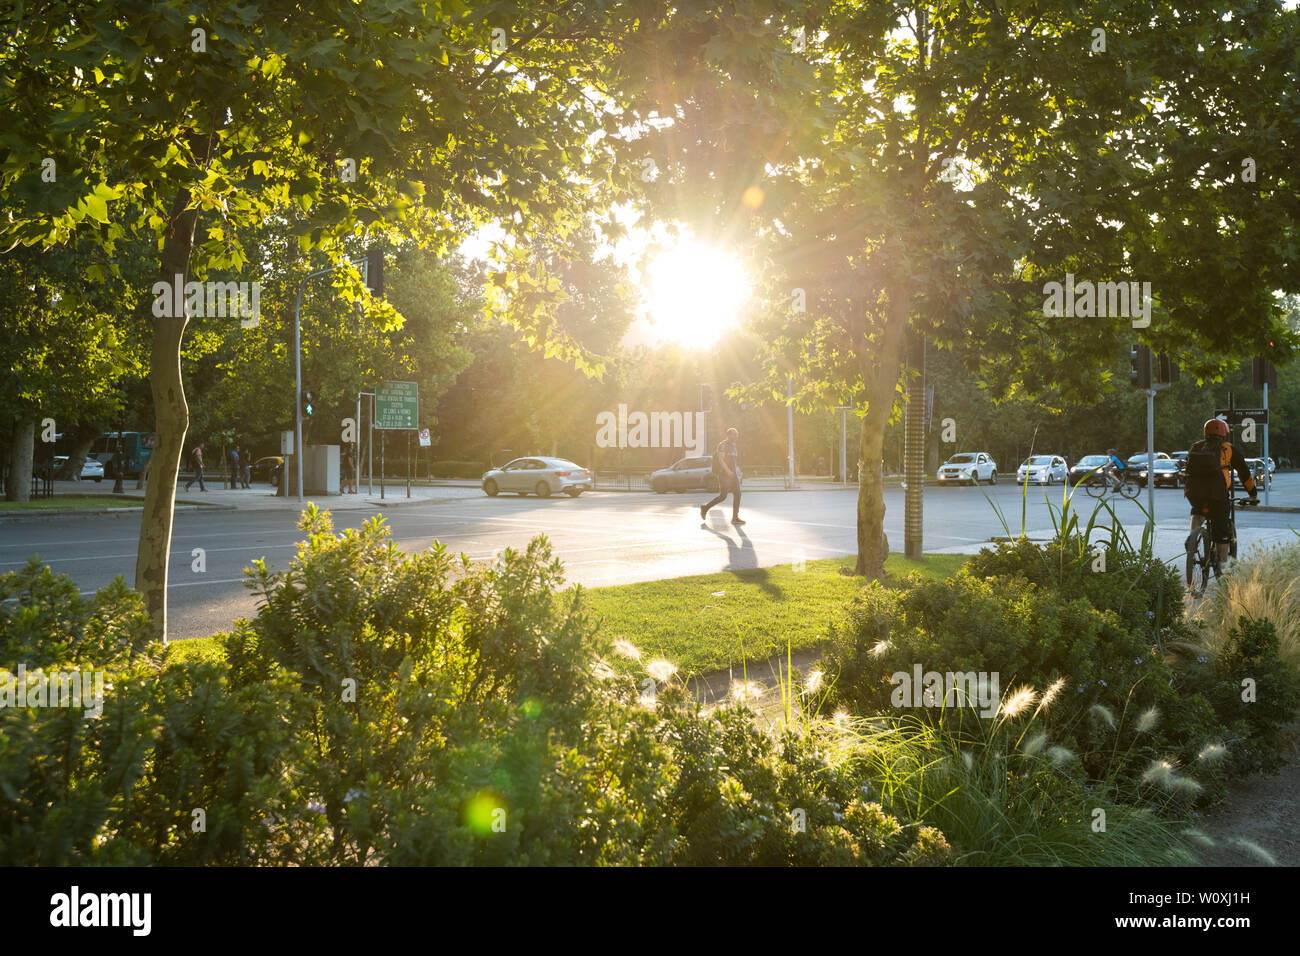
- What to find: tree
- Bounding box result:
[0,0,653,638]
[730,1,1299,577]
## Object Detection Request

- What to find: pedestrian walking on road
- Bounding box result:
[700,426,744,525]
[343,445,357,493]
[184,443,206,492]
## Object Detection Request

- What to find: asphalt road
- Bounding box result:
[4,476,1298,641]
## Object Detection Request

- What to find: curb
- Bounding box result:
[0,500,231,523]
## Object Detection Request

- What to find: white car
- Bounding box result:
[53,456,104,482]
[1016,455,1068,485]
[482,457,593,498]
[937,452,998,485]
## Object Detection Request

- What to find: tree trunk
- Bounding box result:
[853,282,910,578]
[65,431,96,484]
[134,192,199,642]
[5,421,35,502]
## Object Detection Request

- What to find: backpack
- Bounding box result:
[1184,438,1225,495]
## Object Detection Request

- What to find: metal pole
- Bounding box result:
[369,394,374,496]
[406,431,411,498]
[842,411,847,487]
[380,430,385,500]
[786,375,795,488]
[355,392,361,495]
[1146,388,1155,527]
[294,282,305,503]
[1263,382,1270,506]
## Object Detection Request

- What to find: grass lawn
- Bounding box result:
[166,551,969,677]
[0,495,149,511]
[576,552,968,677]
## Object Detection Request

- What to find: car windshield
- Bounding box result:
[1077,456,1107,466]
[1155,461,1176,470]
[947,454,975,464]
[1022,456,1054,466]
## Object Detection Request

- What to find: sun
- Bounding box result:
[643,240,749,347]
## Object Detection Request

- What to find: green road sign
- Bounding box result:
[376,381,418,429]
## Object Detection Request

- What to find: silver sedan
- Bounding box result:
[482,457,593,498]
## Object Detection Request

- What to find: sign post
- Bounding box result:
[375,381,418,502]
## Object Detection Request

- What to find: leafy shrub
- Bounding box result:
[819,569,1229,800]
[1179,616,1300,776]
[429,460,487,479]
[0,508,944,866]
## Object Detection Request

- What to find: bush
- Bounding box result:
[429,459,486,479]
[0,508,944,866]
[819,569,1230,801]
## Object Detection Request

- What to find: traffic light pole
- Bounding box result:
[1146,388,1156,525]
[1263,382,1270,506]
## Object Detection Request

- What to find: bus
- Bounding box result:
[90,431,156,479]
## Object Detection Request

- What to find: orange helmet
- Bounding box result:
[1203,418,1229,438]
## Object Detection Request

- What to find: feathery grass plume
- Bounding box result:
[998,685,1037,719]
[591,660,615,681]
[1141,759,1174,786]
[1047,746,1076,766]
[1021,731,1048,757]
[803,669,824,695]
[961,750,974,772]
[1230,839,1277,866]
[646,659,677,682]
[868,639,894,659]
[832,708,850,728]
[613,639,642,660]
[1182,829,1216,848]
[1197,743,1227,764]
[1164,775,1204,797]
[1034,677,1066,715]
[1135,706,1160,734]
[729,679,765,706]
[1189,541,1300,671]
[1089,703,1117,729]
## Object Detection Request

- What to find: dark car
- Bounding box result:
[1068,454,1111,483]
[249,456,284,486]
[1137,459,1182,488]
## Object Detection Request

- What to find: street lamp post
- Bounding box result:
[293,252,379,503]
[112,416,125,494]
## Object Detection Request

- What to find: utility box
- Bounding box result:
[283,445,340,495]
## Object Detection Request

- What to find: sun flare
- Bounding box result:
[642,240,748,347]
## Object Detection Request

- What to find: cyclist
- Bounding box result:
[1104,448,1126,491]
[1184,418,1256,566]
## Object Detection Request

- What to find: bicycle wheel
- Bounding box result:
[1085,475,1105,498]
[1119,477,1140,499]
[1186,527,1213,596]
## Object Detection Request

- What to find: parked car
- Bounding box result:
[1266,457,1277,475]
[1015,454,1068,485]
[650,456,719,493]
[482,457,593,498]
[52,456,105,482]
[937,452,997,485]
[1238,458,1270,489]
[249,456,285,486]
[1137,459,1183,488]
[1170,450,1189,472]
[1068,454,1112,483]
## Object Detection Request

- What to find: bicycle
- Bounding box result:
[1186,495,1257,596]
[1083,467,1139,500]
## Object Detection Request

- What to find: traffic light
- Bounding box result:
[1253,356,1277,390]
[302,390,314,419]
[1155,351,1179,386]
[1129,344,1151,389]
[366,246,384,296]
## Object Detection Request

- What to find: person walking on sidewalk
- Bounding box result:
[700,426,745,525]
[241,447,252,488]
[184,443,206,492]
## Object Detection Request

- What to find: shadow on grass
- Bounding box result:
[701,521,784,600]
